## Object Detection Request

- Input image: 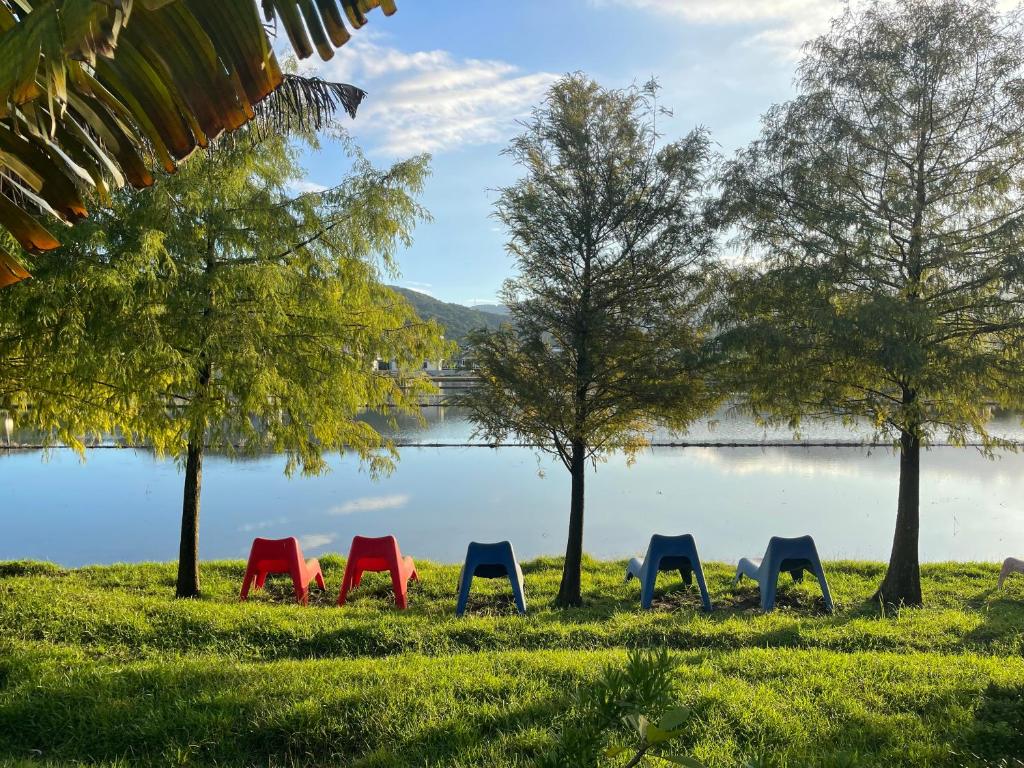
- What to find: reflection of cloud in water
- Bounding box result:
[665,445,1024,487]
[298,533,334,551]
[330,494,410,515]
[238,516,289,533]
[353,406,1024,450]
[676,446,880,480]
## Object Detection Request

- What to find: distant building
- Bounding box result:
[374,358,446,374]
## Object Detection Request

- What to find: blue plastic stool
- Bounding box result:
[625,534,712,611]
[456,541,526,616]
[734,535,834,612]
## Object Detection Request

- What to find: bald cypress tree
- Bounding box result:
[462,75,719,607]
[718,0,1024,607]
[1,129,447,597]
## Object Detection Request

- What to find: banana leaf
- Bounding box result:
[0,0,396,285]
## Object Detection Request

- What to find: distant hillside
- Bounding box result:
[468,302,510,316]
[390,287,507,344]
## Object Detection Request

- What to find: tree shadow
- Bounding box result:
[947,681,1024,767]
[0,649,567,767]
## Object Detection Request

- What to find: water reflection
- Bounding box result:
[3,423,1022,566]
[367,405,1024,445]
[5,404,1023,448]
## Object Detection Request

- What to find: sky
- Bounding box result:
[285,1,939,305]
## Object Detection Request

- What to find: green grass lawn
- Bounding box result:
[1,557,1023,767]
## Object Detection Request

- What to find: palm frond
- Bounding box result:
[249,73,366,140]
[0,0,396,286]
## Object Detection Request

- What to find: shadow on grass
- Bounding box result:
[949,681,1024,767]
[0,562,66,579]
[0,652,568,768]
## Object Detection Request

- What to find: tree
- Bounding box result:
[460,75,719,607]
[717,0,1024,607]
[0,126,448,598]
[0,0,397,286]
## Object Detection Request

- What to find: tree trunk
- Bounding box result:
[874,428,922,607]
[176,439,204,598]
[556,440,586,607]
[177,244,215,600]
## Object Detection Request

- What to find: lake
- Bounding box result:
[3,407,1023,566]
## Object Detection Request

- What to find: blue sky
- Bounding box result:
[289,1,857,305]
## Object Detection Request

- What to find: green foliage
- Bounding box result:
[718,0,1024,449]
[2,130,447,465]
[466,74,718,460]
[1,559,1024,766]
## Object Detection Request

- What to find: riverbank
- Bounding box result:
[1,558,1022,766]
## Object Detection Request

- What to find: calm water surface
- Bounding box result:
[3,408,1023,565]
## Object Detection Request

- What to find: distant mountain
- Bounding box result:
[390,287,508,344]
[468,303,510,316]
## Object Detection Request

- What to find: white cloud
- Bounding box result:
[594,0,1022,58]
[591,0,837,57]
[288,179,329,196]
[402,281,434,295]
[298,533,335,550]
[330,493,410,515]
[594,0,830,24]
[300,36,557,156]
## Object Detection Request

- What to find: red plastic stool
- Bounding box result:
[338,535,418,609]
[239,537,326,605]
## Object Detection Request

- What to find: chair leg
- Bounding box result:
[509,569,527,615]
[816,569,834,613]
[790,568,804,583]
[998,558,1021,589]
[456,568,473,617]
[287,565,308,605]
[255,571,268,590]
[314,569,326,591]
[760,574,778,612]
[338,561,356,606]
[691,559,713,612]
[641,570,657,609]
[392,569,409,609]
[680,566,693,586]
[239,563,259,600]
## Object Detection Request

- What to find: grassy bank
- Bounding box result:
[1,558,1023,767]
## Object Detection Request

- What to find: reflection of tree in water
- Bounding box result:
[356,405,474,440]
[3,405,1022,452]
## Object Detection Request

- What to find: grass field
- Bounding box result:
[1,557,1023,767]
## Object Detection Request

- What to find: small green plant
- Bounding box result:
[544,648,705,767]
[604,706,704,767]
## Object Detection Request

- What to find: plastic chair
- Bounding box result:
[999,557,1024,588]
[734,535,833,612]
[239,537,326,606]
[625,533,712,611]
[338,535,418,609]
[456,541,527,617]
